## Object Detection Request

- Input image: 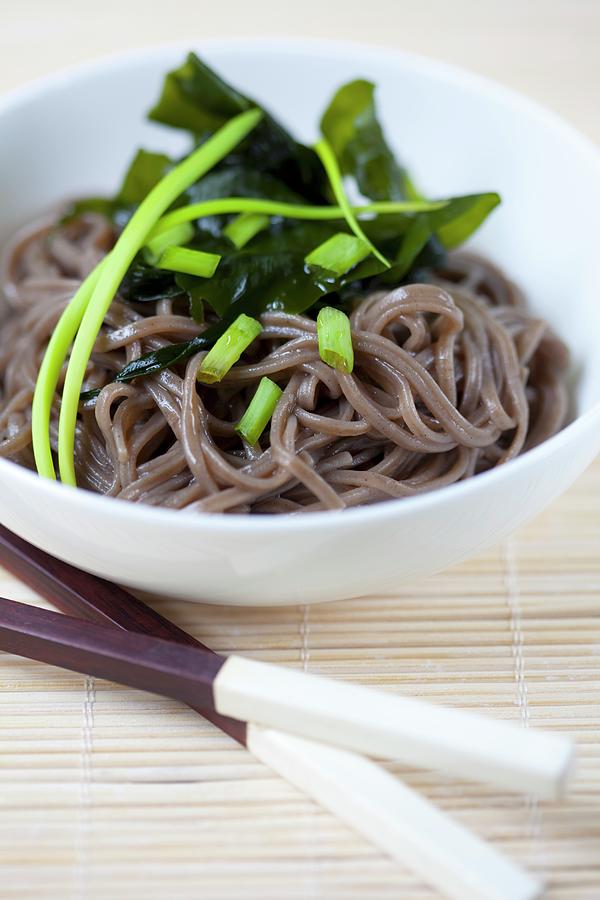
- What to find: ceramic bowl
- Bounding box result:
[1,39,599,605]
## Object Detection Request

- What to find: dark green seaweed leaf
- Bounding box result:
[188,295,205,323]
[345,193,500,282]
[182,167,307,236]
[116,332,216,383]
[434,192,501,249]
[119,261,184,303]
[183,166,305,204]
[320,79,415,202]
[388,192,501,278]
[80,388,102,403]
[198,252,338,318]
[117,150,172,206]
[149,53,249,133]
[149,52,327,202]
[174,274,205,323]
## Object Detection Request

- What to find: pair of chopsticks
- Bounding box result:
[0,526,572,900]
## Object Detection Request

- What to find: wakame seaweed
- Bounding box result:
[320,78,417,203]
[71,52,501,390]
[149,53,328,204]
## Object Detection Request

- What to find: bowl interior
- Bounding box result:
[1,40,600,414]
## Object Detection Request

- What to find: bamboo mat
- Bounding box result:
[0,456,598,899]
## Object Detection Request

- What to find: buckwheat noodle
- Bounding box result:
[0,213,569,514]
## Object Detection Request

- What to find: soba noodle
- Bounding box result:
[0,213,569,514]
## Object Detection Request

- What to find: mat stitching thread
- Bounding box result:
[503,539,543,855]
[300,604,311,673]
[299,604,318,899]
[75,675,96,900]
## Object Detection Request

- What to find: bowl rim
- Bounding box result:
[1,35,599,536]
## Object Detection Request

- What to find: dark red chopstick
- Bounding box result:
[0,528,573,804]
[0,525,246,744]
[0,594,229,709]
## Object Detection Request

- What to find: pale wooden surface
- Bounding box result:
[1,3,600,898]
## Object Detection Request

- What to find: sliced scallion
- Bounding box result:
[157,246,221,278]
[306,232,371,276]
[197,314,262,384]
[223,212,270,248]
[143,221,194,264]
[235,377,283,445]
[317,306,354,373]
[314,137,390,269]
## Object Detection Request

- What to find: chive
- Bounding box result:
[306,232,371,276]
[197,314,262,384]
[157,246,221,278]
[314,137,390,268]
[317,307,354,374]
[149,197,448,239]
[236,377,283,446]
[143,221,194,263]
[223,212,270,248]
[56,107,263,486]
[30,257,107,480]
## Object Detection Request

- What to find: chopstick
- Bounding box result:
[0,529,573,800]
[0,592,572,799]
[0,526,542,900]
[0,524,246,741]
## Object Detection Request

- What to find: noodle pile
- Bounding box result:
[0,213,569,514]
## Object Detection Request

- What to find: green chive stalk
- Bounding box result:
[144,221,195,263]
[57,107,263,486]
[157,246,221,278]
[150,197,447,239]
[30,257,108,480]
[314,138,390,268]
[317,307,355,374]
[306,233,371,276]
[223,212,270,248]
[197,314,262,384]
[236,377,283,446]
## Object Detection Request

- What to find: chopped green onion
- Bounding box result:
[306,233,371,276]
[235,377,283,445]
[223,212,270,248]
[313,138,390,269]
[143,221,194,263]
[56,107,263,486]
[157,246,221,278]
[197,314,262,384]
[317,307,354,374]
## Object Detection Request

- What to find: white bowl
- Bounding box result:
[1,39,599,606]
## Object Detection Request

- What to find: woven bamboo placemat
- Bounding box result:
[1,456,599,899]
